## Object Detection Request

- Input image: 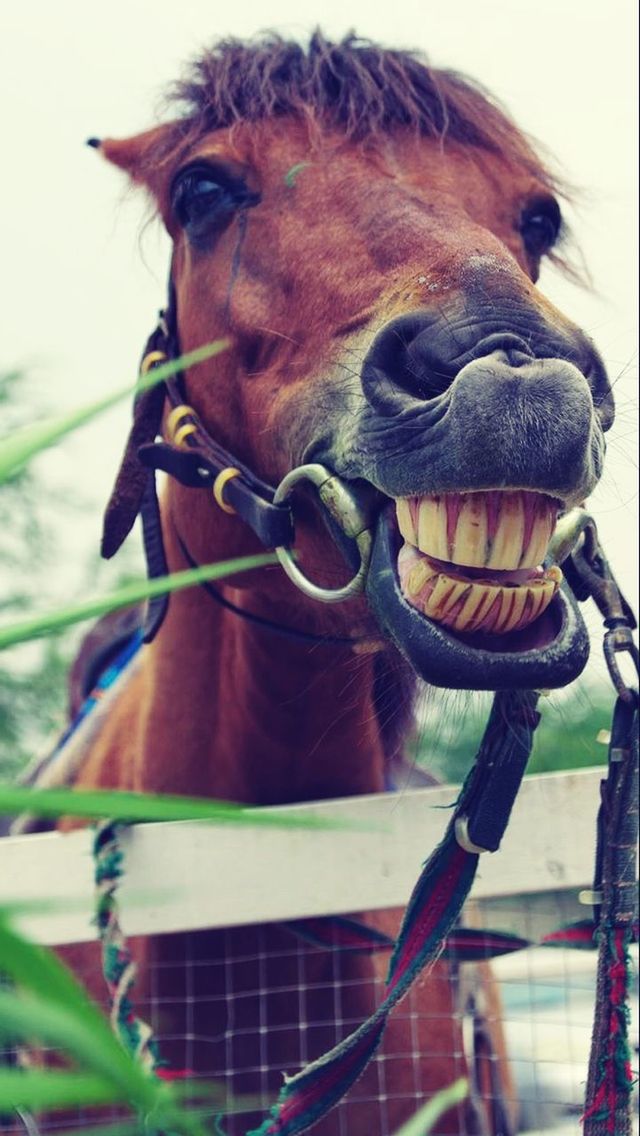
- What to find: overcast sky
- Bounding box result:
[1,0,637,664]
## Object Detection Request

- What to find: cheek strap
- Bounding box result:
[101,309,296,642]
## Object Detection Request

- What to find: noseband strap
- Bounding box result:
[137,433,295,550]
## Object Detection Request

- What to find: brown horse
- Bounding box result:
[60,32,612,1136]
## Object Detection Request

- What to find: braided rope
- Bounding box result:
[93,820,162,1074]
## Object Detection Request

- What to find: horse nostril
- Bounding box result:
[361,313,458,411]
[504,348,534,367]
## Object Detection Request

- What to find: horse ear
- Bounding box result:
[101,382,166,559]
[95,125,178,188]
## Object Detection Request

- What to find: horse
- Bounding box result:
[55,31,612,1136]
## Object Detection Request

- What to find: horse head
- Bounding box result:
[97,34,613,692]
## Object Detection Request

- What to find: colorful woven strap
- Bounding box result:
[248,689,540,1136]
[583,694,639,1136]
[284,916,530,960]
[93,820,162,1074]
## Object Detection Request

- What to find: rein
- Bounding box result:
[98,516,635,1136]
[83,556,637,1136]
[92,305,638,1132]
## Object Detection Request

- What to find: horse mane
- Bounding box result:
[163,31,559,190]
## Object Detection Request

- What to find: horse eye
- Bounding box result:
[520,200,562,258]
[171,171,233,231]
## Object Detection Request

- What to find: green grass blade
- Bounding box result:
[42,1107,234,1136]
[391,1078,468,1135]
[0,343,227,484]
[0,552,277,650]
[0,918,106,1021]
[0,784,348,828]
[0,922,159,1110]
[0,988,159,1111]
[0,1061,208,1136]
[0,1068,122,1110]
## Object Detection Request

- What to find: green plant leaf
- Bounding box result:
[391,1078,468,1135]
[0,989,159,1112]
[0,1068,121,1110]
[0,552,277,650]
[0,343,227,485]
[0,783,353,828]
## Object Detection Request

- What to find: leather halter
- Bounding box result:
[124,296,373,642]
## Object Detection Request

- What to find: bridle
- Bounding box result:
[120,302,375,644]
[8,292,637,1134]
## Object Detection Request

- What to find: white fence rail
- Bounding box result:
[1,767,603,946]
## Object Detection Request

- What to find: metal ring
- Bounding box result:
[213,467,241,514]
[165,404,197,444]
[173,422,198,449]
[547,507,592,566]
[454,816,490,855]
[272,464,372,604]
[140,349,168,375]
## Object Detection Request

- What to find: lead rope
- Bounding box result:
[93,821,164,1075]
[573,526,639,1136]
[87,517,637,1135]
[248,687,541,1136]
[582,696,639,1135]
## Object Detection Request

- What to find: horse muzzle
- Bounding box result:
[307,309,612,689]
[272,463,591,691]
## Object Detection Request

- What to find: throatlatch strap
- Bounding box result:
[248,689,539,1136]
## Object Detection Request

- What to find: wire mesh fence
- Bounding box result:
[1,769,638,1135]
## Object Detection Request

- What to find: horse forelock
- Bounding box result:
[150,31,561,193]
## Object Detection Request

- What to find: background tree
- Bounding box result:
[0,373,76,777]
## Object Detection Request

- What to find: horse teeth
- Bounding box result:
[451,494,488,567]
[397,542,563,635]
[427,575,559,634]
[395,489,558,570]
[406,558,435,596]
[485,492,525,569]
[395,497,415,545]
[417,497,449,560]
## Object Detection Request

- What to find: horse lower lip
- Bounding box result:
[364,505,590,691]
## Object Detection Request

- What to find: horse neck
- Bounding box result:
[136,540,392,807]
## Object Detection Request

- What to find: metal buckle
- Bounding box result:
[547,506,593,566]
[454,816,490,854]
[273,464,373,603]
[603,626,640,703]
[554,511,639,702]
